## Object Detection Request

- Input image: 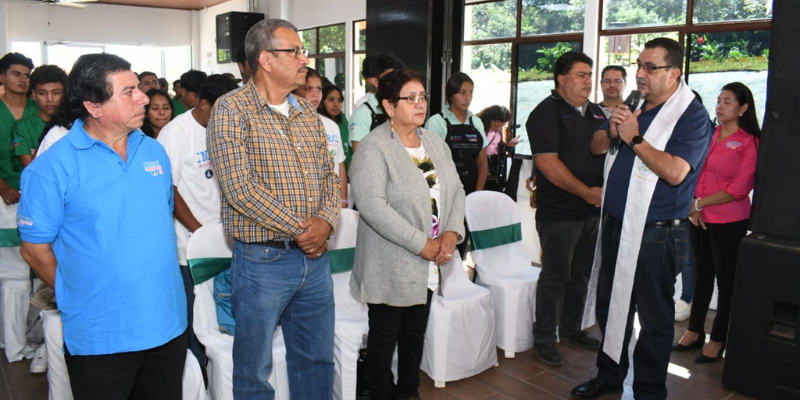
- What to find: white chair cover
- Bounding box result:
[465,191,540,357]
[0,202,34,362]
[420,250,497,387]
[187,223,289,400]
[327,209,369,400]
[42,309,208,400]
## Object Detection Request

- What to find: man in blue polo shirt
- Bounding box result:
[17,53,187,400]
[571,38,713,400]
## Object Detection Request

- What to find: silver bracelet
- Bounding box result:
[694,198,703,212]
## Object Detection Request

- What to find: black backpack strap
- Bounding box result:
[365,102,377,116]
[442,112,452,128]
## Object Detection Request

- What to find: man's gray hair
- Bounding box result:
[245,19,299,74]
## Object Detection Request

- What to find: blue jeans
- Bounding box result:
[230,240,335,400]
[596,216,686,400]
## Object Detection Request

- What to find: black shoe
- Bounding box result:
[571,378,623,399]
[695,346,725,363]
[562,331,601,351]
[534,343,562,366]
[672,337,704,352]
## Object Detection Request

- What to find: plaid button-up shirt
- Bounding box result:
[207,80,340,242]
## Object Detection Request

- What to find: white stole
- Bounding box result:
[582,80,695,363]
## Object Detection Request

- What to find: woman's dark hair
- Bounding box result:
[318,83,344,123]
[445,72,473,104]
[63,53,131,122]
[39,99,75,145]
[376,68,426,114]
[141,88,173,138]
[304,67,322,82]
[476,105,511,133]
[721,82,760,138]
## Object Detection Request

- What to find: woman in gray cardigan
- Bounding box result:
[349,69,466,400]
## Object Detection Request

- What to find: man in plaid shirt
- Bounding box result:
[207,18,340,400]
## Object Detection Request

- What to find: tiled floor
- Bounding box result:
[0,312,760,400]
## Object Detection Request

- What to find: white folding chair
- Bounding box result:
[420,249,498,388]
[0,202,34,362]
[327,209,368,400]
[187,223,289,400]
[465,191,540,358]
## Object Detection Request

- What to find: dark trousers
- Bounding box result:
[596,216,686,400]
[180,264,207,367]
[687,219,748,343]
[65,330,187,400]
[534,216,599,344]
[367,290,433,400]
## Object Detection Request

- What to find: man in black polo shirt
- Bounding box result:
[526,51,606,366]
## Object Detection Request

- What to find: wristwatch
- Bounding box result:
[629,135,644,149]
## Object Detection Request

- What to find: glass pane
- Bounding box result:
[163,46,192,88]
[596,32,679,101]
[46,44,102,73]
[351,53,367,110]
[515,41,580,156]
[105,45,163,78]
[300,29,319,56]
[688,31,769,125]
[521,0,585,36]
[464,0,518,41]
[316,56,346,91]
[693,0,772,23]
[462,43,513,115]
[603,0,686,30]
[319,24,346,54]
[10,41,43,69]
[354,20,367,52]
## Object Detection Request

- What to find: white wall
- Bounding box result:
[4,2,191,47]
[288,0,365,29]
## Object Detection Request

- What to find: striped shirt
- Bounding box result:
[207,80,340,242]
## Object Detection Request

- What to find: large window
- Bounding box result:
[301,23,346,90]
[603,0,686,29]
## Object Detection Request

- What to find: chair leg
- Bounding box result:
[504,350,515,359]
[435,380,446,388]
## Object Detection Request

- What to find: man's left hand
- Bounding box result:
[434,231,459,266]
[294,217,332,258]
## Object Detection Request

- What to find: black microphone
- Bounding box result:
[610,90,642,153]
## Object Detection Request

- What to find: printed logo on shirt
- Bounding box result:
[726,141,742,150]
[205,169,214,179]
[143,160,164,176]
[17,215,33,227]
[466,133,478,142]
[327,133,340,143]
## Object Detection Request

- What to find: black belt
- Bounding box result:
[260,240,300,249]
[645,219,686,228]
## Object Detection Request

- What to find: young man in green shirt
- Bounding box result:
[12,65,68,169]
[0,52,37,205]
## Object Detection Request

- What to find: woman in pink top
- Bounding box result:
[477,105,515,192]
[673,82,760,363]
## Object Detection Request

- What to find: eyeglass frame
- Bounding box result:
[634,61,675,74]
[266,47,309,59]
[396,94,430,104]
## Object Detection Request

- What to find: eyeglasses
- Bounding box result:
[601,79,625,85]
[267,47,309,59]
[634,61,674,74]
[397,94,430,104]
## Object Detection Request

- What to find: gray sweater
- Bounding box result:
[349,122,466,307]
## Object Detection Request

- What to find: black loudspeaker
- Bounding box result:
[748,0,800,240]
[216,12,264,64]
[722,235,800,400]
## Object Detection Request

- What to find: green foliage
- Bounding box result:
[319,24,345,54]
[536,42,573,71]
[520,0,585,35]
[604,0,685,28]
[693,0,771,23]
[689,31,769,63]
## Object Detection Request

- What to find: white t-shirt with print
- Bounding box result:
[157,110,221,265]
[321,115,346,176]
[406,144,441,292]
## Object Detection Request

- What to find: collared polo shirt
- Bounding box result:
[0,98,38,189]
[424,108,489,149]
[348,93,381,143]
[12,114,46,158]
[17,120,186,356]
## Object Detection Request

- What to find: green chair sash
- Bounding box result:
[0,228,22,247]
[470,223,522,250]
[187,257,232,285]
[328,248,355,274]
